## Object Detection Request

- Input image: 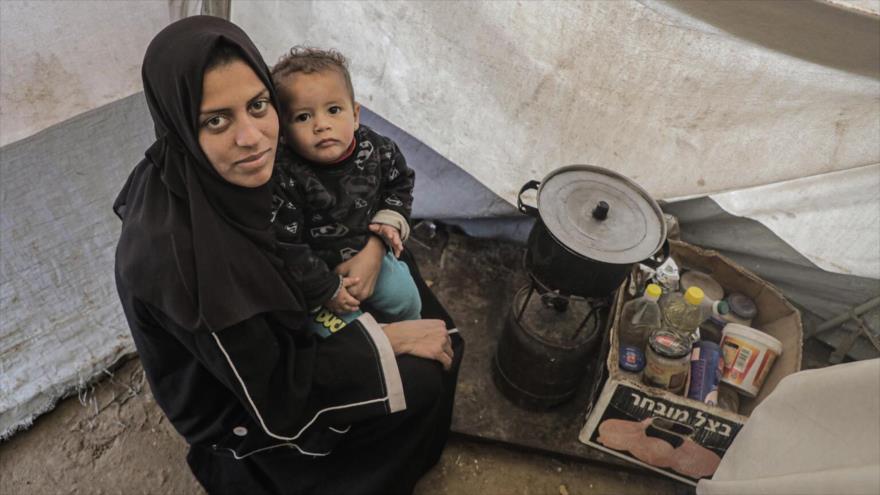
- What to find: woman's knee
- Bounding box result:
[396,354,444,411]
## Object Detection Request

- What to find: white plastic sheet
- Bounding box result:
[0,0,196,146]
[234,0,880,202]
[711,164,880,279]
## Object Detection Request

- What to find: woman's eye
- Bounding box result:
[250,99,270,114]
[328,106,342,115]
[294,113,310,123]
[202,115,228,131]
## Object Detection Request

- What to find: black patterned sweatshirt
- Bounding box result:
[272,125,415,310]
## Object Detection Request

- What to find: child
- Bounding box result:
[270,46,421,335]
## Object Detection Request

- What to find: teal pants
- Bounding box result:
[307,252,422,338]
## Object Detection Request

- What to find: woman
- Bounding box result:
[113,16,463,494]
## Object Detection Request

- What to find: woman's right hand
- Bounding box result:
[383,319,454,371]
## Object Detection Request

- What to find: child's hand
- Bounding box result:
[326,276,360,314]
[369,223,403,258]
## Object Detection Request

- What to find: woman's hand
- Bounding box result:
[383,319,454,371]
[334,235,384,300]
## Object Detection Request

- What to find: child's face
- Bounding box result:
[280,69,360,164]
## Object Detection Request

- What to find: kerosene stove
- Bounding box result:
[493,165,667,410]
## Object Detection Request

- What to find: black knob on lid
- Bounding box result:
[592,201,609,220]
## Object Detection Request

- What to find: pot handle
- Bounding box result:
[517,180,541,217]
[641,239,670,269]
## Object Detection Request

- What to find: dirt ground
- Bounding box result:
[0,359,686,495]
[1,228,691,494]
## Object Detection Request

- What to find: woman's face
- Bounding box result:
[198,59,279,188]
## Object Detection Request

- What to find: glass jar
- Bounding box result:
[643,329,691,394]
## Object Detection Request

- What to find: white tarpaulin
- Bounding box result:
[0,0,198,147]
[711,164,880,279]
[235,0,879,201]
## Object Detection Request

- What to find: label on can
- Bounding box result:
[687,342,722,404]
[720,335,779,396]
[619,345,646,372]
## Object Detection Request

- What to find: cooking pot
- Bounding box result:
[517,165,667,298]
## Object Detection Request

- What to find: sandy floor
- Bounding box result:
[0,357,688,495]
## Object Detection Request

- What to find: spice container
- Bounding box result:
[722,292,758,327]
[643,330,691,394]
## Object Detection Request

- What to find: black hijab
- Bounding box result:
[114,16,305,332]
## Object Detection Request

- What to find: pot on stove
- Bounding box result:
[517,165,667,298]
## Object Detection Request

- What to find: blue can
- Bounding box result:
[687,341,722,404]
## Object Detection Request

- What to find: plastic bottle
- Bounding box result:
[698,298,730,343]
[618,284,663,372]
[660,286,705,341]
[700,298,730,320]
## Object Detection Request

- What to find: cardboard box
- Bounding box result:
[578,240,803,486]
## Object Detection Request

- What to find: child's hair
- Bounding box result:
[271,46,355,104]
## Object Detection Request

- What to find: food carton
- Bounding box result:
[579,240,803,486]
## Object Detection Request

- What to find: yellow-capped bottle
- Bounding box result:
[618,284,663,372]
[659,286,705,341]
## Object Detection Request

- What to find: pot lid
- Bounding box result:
[537,165,666,265]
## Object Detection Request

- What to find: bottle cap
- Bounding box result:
[645,284,662,300]
[715,300,730,315]
[684,286,704,306]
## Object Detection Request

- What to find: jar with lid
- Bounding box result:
[722,292,758,327]
[643,329,691,394]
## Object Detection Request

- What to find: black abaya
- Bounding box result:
[114,16,463,495]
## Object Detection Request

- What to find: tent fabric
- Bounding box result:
[709,164,880,279]
[234,0,879,201]
[696,358,880,495]
[0,0,196,147]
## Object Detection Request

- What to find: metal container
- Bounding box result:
[517,165,667,298]
[493,285,605,409]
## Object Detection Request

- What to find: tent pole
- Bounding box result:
[202,0,231,20]
[808,296,880,338]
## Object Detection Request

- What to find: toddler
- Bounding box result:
[270,47,421,336]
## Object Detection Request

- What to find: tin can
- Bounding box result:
[643,330,690,394]
[687,341,722,404]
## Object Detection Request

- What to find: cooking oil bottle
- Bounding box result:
[618,284,663,372]
[660,286,705,341]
